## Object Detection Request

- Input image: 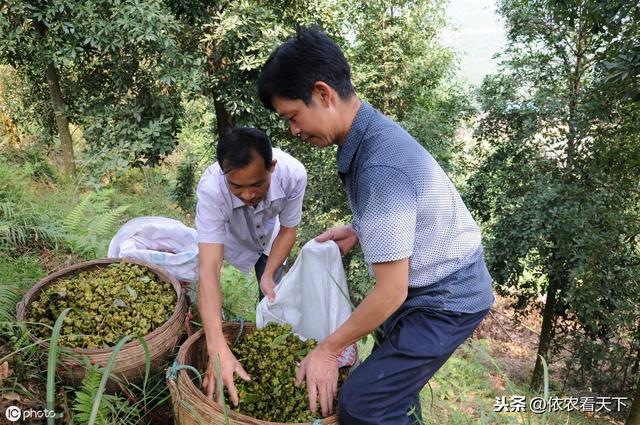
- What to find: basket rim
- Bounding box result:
[173,324,337,425]
[16,257,187,355]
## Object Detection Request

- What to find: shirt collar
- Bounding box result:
[337,101,374,174]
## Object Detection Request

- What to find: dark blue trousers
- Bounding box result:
[254,254,284,301]
[338,307,489,424]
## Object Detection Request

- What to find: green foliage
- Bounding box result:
[419,339,614,425]
[200,0,342,137]
[62,189,130,258]
[73,366,112,425]
[0,254,44,356]
[0,200,63,253]
[346,0,450,120]
[593,2,640,101]
[0,160,63,253]
[72,362,140,425]
[219,265,258,322]
[0,282,19,324]
[171,154,198,214]
[0,0,195,181]
[343,0,471,171]
[344,246,374,305]
[0,65,53,146]
[468,0,640,395]
[109,166,185,222]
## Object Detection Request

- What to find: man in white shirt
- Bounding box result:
[195,127,307,402]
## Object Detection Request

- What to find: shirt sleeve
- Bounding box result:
[278,165,307,228]
[195,172,228,244]
[355,166,417,264]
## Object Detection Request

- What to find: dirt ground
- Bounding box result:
[474,295,626,425]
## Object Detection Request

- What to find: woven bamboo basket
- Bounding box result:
[16,258,187,388]
[167,323,341,425]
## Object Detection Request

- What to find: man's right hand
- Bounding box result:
[202,344,250,406]
[315,225,359,255]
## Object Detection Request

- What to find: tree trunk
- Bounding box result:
[45,63,76,178]
[532,15,588,392]
[203,27,234,139]
[566,28,585,170]
[627,373,640,425]
[531,271,560,391]
[34,20,76,178]
[213,94,234,138]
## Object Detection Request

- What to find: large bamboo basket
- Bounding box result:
[168,323,341,425]
[16,258,187,388]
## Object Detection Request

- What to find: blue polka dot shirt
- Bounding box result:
[337,101,494,313]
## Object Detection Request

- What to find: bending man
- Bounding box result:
[196,127,307,403]
[258,28,494,424]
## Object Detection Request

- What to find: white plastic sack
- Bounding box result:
[256,239,357,367]
[108,216,199,282]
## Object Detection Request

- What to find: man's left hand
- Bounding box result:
[296,345,339,417]
[259,274,276,303]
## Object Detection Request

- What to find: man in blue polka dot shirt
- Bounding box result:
[259,27,495,424]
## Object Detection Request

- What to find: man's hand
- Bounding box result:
[295,345,339,417]
[259,273,276,303]
[202,344,250,406]
[315,225,359,256]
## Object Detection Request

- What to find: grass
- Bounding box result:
[219,265,259,323]
[0,254,46,287]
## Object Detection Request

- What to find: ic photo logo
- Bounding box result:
[4,406,60,422]
[5,405,21,422]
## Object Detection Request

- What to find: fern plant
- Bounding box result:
[62,189,130,258]
[0,281,19,323]
[71,363,140,425]
[0,201,63,252]
[72,364,115,425]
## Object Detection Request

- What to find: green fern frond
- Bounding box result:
[0,205,62,252]
[92,188,116,204]
[90,205,130,238]
[73,366,111,425]
[72,363,142,425]
[0,283,19,322]
[0,201,18,220]
[63,195,94,233]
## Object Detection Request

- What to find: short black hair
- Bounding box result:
[216,127,273,173]
[258,26,355,111]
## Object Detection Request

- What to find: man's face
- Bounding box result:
[223,153,276,207]
[272,92,337,148]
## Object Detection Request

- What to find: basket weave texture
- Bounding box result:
[168,323,341,425]
[16,258,187,387]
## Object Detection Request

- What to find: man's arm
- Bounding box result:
[259,225,297,302]
[198,243,249,405]
[296,258,409,416]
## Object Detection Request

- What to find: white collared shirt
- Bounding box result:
[195,148,307,273]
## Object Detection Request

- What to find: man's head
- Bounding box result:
[258,27,358,148]
[217,127,276,207]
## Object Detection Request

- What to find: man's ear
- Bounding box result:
[313,81,334,106]
[269,159,277,173]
